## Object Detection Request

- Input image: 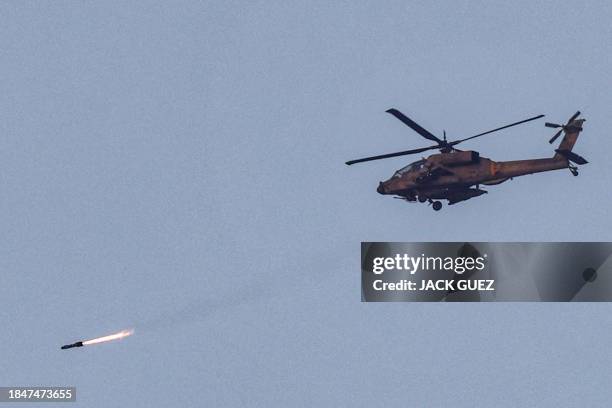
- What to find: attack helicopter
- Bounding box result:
[346,109,587,211]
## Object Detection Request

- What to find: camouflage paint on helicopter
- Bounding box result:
[347,110,587,211]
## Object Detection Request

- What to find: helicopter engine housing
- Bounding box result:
[434,150,480,166]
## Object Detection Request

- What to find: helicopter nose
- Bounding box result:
[377,182,385,194]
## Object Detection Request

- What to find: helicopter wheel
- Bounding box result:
[418,195,428,203]
[569,166,579,176]
[432,201,442,211]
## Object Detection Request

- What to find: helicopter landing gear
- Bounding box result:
[569,164,579,176]
[418,195,428,203]
[426,198,443,211]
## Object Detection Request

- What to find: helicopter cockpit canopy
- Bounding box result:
[393,159,425,178]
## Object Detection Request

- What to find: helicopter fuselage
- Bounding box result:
[377,150,570,204]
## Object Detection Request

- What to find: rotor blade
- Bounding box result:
[567,111,581,124]
[385,109,443,143]
[345,145,438,165]
[449,114,545,146]
[545,122,562,128]
[549,129,563,144]
[548,112,580,144]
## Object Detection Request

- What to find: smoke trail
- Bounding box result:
[138,278,270,331]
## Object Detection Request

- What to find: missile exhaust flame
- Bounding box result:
[82,329,134,345]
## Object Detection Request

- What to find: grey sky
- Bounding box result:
[1,1,611,406]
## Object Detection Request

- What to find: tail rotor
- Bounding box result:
[546,111,587,175]
[545,111,581,144]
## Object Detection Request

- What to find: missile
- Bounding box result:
[60,329,134,350]
[61,341,83,350]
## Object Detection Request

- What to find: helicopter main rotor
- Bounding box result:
[345,109,544,165]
